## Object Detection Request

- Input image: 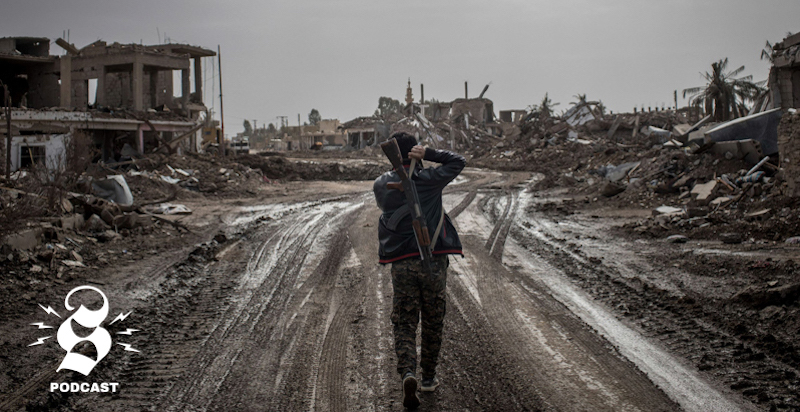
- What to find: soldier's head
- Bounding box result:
[391,132,417,161]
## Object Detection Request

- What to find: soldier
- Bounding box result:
[373,132,465,408]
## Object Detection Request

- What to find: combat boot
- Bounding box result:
[402,371,420,409]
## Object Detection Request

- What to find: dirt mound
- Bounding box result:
[236,154,386,181]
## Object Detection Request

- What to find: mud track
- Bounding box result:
[3,169,767,411]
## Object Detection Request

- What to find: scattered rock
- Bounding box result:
[785,236,800,244]
[84,214,111,232]
[61,259,86,268]
[2,228,43,251]
[59,214,86,231]
[601,181,626,197]
[720,233,743,244]
[667,234,689,243]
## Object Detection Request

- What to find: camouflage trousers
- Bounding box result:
[390,254,448,379]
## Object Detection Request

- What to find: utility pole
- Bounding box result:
[673,90,678,112]
[217,45,225,156]
[3,82,10,179]
[464,81,468,99]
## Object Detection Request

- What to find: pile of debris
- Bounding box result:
[622,109,800,242]
[378,90,799,244]
[236,154,387,182]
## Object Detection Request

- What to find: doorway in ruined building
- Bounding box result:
[793,70,800,108]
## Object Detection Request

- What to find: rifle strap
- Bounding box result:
[394,158,445,250]
[430,207,445,250]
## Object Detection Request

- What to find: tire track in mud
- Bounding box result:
[453,185,681,411]
[442,265,548,411]
[57,197,366,412]
[176,202,362,412]
[513,199,771,410]
[163,210,327,411]
[447,190,476,219]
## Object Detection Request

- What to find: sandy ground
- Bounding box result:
[0,167,796,411]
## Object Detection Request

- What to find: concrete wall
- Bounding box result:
[319,119,340,134]
[778,70,794,110]
[10,134,68,172]
[26,68,60,108]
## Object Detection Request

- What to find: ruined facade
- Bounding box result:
[1,37,217,172]
[769,32,800,110]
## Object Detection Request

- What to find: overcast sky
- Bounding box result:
[3,0,799,135]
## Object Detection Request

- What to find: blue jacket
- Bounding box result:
[373,148,466,264]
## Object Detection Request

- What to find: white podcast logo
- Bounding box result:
[56,286,112,375]
[30,285,141,379]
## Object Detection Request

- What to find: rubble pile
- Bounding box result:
[619,111,798,243]
[381,96,800,244]
[0,190,194,303]
[235,154,386,181]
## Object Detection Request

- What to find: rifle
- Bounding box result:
[381,138,434,274]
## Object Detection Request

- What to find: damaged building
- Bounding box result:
[0,37,216,173]
[768,32,800,110]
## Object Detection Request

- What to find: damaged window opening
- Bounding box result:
[19,145,46,168]
[88,78,97,105]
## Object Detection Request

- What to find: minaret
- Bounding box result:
[405,78,414,105]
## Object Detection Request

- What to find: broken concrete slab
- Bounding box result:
[687,125,715,146]
[2,228,43,251]
[709,139,763,164]
[145,203,192,215]
[84,214,110,232]
[653,205,683,216]
[643,126,671,140]
[606,162,640,182]
[704,108,782,156]
[691,180,718,203]
[672,123,692,139]
[671,175,693,189]
[601,181,626,197]
[61,259,86,268]
[59,214,85,231]
[710,196,733,206]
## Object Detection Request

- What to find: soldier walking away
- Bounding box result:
[373,132,466,409]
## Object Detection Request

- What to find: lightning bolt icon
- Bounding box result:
[117,328,140,335]
[28,336,52,347]
[30,322,53,329]
[109,311,132,325]
[117,343,140,353]
[38,304,61,318]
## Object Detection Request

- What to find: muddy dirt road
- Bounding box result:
[3,169,772,411]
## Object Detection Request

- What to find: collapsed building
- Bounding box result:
[0,37,217,173]
[767,32,800,110]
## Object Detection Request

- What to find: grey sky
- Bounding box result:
[3,0,799,135]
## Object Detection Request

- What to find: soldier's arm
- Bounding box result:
[420,148,466,189]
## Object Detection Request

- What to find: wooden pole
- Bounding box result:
[217,45,225,156]
[4,84,10,179]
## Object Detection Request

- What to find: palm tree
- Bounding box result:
[682,58,765,121]
[571,93,587,105]
[762,32,794,62]
[539,93,559,118]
